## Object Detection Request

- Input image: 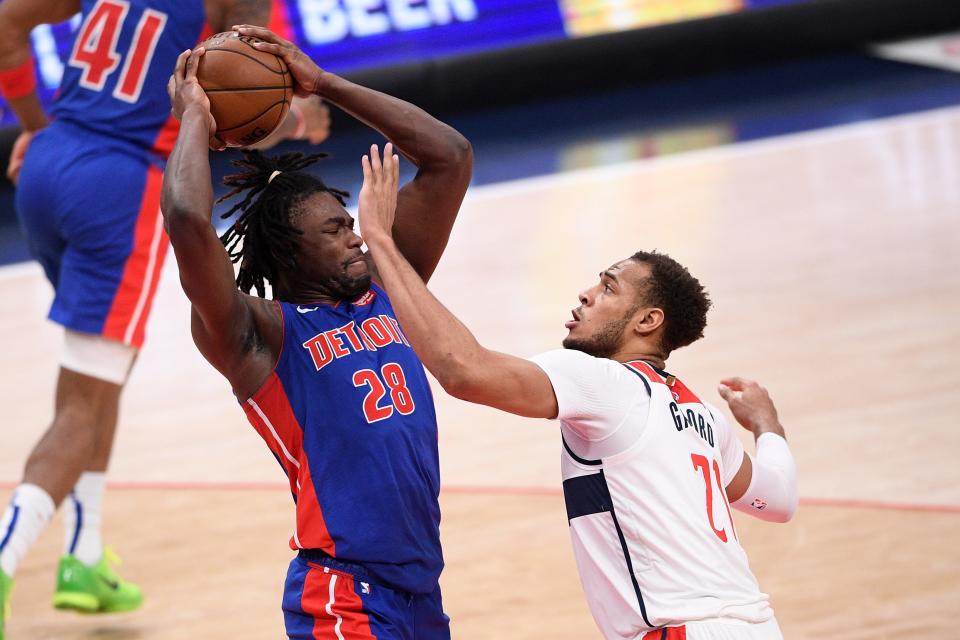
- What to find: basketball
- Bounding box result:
[196,31,293,147]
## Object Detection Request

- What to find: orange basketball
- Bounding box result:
[196,32,293,148]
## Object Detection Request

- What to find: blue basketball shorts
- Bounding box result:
[283,551,450,640]
[15,120,169,348]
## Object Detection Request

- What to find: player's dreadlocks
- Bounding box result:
[218,150,350,297]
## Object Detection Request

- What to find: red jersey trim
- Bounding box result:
[625,361,703,405]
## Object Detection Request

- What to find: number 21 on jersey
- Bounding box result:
[69,0,168,103]
[692,453,738,543]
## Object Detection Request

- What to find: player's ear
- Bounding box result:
[631,307,664,337]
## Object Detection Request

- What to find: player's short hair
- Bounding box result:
[629,250,711,354]
[218,150,349,297]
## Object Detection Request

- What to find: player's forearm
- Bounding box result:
[732,434,798,523]
[364,230,490,392]
[4,93,48,131]
[0,39,48,131]
[161,108,215,230]
[316,73,470,170]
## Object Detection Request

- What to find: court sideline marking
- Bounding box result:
[0,481,956,515]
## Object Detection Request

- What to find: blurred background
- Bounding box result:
[2,0,960,235]
[1,1,959,638]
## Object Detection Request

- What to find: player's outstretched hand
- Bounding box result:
[359,143,400,241]
[168,48,223,150]
[718,377,784,437]
[233,25,324,98]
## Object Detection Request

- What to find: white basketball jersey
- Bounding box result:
[530,350,774,639]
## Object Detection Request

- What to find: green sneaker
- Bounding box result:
[1,568,11,640]
[52,547,143,614]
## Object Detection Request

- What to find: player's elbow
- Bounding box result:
[162,202,211,241]
[436,366,475,401]
[766,497,798,524]
[775,486,799,523]
[434,357,486,403]
[430,129,473,176]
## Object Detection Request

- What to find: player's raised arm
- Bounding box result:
[235,25,472,284]
[718,378,798,523]
[358,145,557,418]
[0,0,80,181]
[161,48,275,386]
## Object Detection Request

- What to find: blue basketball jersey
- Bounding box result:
[241,284,444,595]
[53,0,207,155]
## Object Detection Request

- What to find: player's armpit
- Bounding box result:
[442,350,559,419]
[725,453,752,503]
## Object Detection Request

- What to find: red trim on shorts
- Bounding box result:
[302,566,377,640]
[150,114,180,158]
[101,165,168,348]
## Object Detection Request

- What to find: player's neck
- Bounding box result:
[274,281,344,306]
[610,348,666,369]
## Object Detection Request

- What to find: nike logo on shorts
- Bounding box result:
[297,306,319,314]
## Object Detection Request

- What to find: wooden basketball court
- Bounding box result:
[1,106,958,639]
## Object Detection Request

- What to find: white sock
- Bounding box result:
[63,472,106,566]
[0,483,56,577]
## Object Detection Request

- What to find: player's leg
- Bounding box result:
[1,126,67,637]
[44,150,166,614]
[57,332,134,573]
[1,132,162,623]
[411,584,451,640]
[1,363,123,586]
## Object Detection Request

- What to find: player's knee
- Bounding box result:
[60,330,137,388]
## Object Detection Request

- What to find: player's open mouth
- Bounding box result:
[565,309,581,329]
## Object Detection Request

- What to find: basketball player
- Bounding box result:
[161,27,472,638]
[0,1,328,635]
[357,156,800,638]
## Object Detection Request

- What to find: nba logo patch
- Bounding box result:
[360,582,371,594]
[751,498,767,511]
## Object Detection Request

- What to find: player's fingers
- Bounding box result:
[185,47,203,80]
[361,154,371,183]
[235,25,293,48]
[370,144,382,177]
[717,384,734,401]
[167,74,175,100]
[719,376,749,390]
[251,41,284,58]
[383,143,394,182]
[174,49,190,82]
[391,154,400,189]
